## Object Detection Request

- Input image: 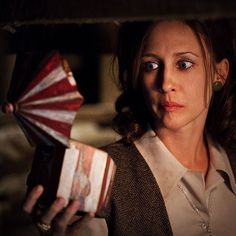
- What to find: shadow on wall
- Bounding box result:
[0,115,38,236]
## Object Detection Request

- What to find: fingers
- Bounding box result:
[53,200,80,232]
[40,197,66,225]
[23,187,95,235]
[23,185,44,213]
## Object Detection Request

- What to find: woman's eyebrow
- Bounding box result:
[142,52,199,59]
[142,53,161,59]
[174,52,199,58]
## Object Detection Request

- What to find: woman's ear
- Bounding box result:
[214,58,229,85]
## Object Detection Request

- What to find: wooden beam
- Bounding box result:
[1,0,236,26]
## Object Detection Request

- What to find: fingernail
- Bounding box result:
[73,200,80,209]
[35,185,43,193]
[56,197,65,206]
[22,204,28,213]
[89,212,95,217]
[32,185,43,194]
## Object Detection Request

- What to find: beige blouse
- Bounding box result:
[135,129,236,236]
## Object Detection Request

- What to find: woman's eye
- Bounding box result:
[142,62,159,72]
[177,61,193,70]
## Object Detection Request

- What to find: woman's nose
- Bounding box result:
[157,66,176,93]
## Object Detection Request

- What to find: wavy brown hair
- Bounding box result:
[113,20,236,151]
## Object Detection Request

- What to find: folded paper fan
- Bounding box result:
[2,52,84,146]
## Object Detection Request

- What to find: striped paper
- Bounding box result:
[13,52,84,146]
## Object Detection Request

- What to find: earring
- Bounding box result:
[213,81,223,91]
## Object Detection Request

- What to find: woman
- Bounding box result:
[23,19,236,236]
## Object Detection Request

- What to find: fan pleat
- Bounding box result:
[20,111,71,136]
[17,99,83,111]
[18,53,62,102]
[19,65,67,103]
[19,91,82,107]
[20,109,77,124]
[15,114,57,146]
[20,77,79,104]
[20,112,69,146]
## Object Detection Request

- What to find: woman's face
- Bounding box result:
[141,21,212,132]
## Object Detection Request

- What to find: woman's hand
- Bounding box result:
[23,185,94,236]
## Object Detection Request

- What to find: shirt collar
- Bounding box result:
[134,129,187,199]
[208,137,236,194]
[134,129,236,198]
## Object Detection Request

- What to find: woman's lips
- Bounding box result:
[160,102,184,112]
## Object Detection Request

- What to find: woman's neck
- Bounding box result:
[155,126,209,176]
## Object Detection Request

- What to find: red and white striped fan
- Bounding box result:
[2,52,84,146]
